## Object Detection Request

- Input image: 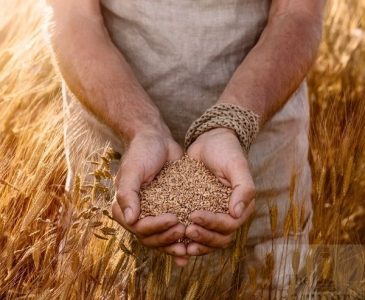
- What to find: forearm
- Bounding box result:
[218,12,323,126]
[48,5,169,142]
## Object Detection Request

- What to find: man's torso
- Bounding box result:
[63,0,312,243]
[101,0,271,145]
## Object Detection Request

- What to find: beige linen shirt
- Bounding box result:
[62,0,313,292]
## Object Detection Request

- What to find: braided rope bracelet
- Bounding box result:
[184,103,260,154]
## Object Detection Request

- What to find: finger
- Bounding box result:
[239,199,256,223]
[173,256,190,267]
[158,243,187,256]
[224,160,255,219]
[229,183,255,219]
[115,164,143,225]
[190,201,255,234]
[134,214,178,237]
[111,198,134,232]
[139,224,185,248]
[189,210,240,235]
[167,140,184,161]
[187,242,215,256]
[185,224,234,248]
[112,200,189,244]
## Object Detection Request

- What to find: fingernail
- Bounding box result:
[234,202,244,218]
[123,207,133,224]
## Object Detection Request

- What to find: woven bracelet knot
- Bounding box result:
[184,103,260,153]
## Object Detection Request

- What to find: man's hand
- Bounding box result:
[185,128,256,256]
[47,0,190,266]
[111,129,189,266]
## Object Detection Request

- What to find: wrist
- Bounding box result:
[218,96,265,127]
[184,103,260,154]
[194,126,238,145]
[117,112,172,144]
[126,123,173,146]
[195,127,237,142]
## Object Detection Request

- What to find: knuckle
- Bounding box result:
[115,190,131,206]
[177,224,186,232]
[226,222,237,233]
[220,216,236,233]
[170,229,182,242]
[192,227,202,240]
[193,214,206,226]
[116,190,127,201]
[204,232,214,244]
[221,235,234,248]
[207,217,218,230]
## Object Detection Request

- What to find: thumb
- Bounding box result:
[115,165,142,225]
[166,140,184,162]
[226,161,256,219]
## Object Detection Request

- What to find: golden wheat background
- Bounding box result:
[0,0,365,299]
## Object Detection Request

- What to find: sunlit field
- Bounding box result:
[0,0,364,299]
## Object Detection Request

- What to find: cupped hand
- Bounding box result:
[185,127,256,256]
[111,129,189,266]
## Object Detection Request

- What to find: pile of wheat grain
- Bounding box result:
[139,155,231,225]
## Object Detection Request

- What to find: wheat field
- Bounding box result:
[0,0,365,299]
